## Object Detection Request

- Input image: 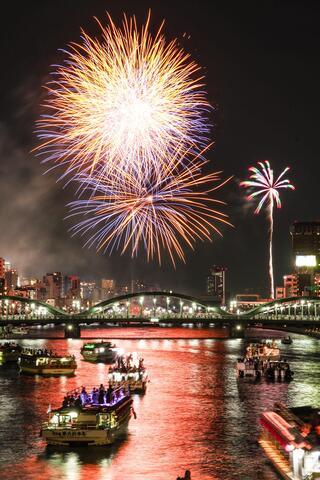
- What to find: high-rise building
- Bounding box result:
[80,281,96,300]
[0,258,4,279]
[101,279,115,291]
[5,269,18,291]
[283,274,299,297]
[44,272,63,301]
[283,221,320,297]
[291,221,320,272]
[206,266,226,304]
[63,275,81,299]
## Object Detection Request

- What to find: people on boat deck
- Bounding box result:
[98,384,106,404]
[62,384,125,408]
[91,387,98,404]
[236,357,293,380]
[111,354,145,374]
[21,347,74,358]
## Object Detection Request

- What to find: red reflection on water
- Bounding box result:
[0,332,229,479]
[27,325,229,339]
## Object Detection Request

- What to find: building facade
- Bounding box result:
[207,266,226,305]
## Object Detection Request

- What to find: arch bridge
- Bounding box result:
[79,291,227,319]
[244,296,320,321]
[0,295,67,320]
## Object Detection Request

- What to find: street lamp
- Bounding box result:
[153,297,156,317]
[307,302,311,317]
[139,296,144,317]
[179,300,184,316]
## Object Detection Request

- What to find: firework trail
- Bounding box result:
[68,159,233,266]
[240,160,295,299]
[35,12,211,183]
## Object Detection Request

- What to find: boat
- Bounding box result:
[259,403,320,479]
[10,326,29,335]
[40,385,133,446]
[108,353,148,393]
[19,348,77,375]
[281,335,292,345]
[80,341,121,363]
[0,342,22,363]
[236,358,293,381]
[245,340,280,360]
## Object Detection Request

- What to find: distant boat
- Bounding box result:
[19,349,77,375]
[81,341,120,363]
[11,326,29,335]
[281,335,292,345]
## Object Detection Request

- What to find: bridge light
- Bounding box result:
[67,324,73,331]
[153,297,156,305]
[139,296,144,305]
[236,324,241,330]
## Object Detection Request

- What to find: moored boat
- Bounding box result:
[0,342,22,363]
[245,340,280,360]
[80,341,121,363]
[11,326,29,335]
[259,403,320,479]
[40,385,133,446]
[19,348,77,375]
[236,358,293,381]
[281,335,292,345]
[108,353,148,393]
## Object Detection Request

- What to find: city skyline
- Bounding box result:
[1,1,319,297]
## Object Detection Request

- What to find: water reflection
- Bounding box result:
[0,328,319,479]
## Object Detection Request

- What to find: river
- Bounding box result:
[0,327,319,480]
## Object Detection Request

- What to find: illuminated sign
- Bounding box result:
[295,255,317,267]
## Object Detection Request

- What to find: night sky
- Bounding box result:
[0,1,319,297]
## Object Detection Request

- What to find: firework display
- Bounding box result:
[240,161,295,298]
[37,13,231,263]
[68,159,232,266]
[36,12,210,181]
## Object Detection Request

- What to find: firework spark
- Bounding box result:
[35,12,211,182]
[240,160,295,299]
[68,160,233,266]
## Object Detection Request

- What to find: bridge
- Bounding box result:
[0,293,319,338]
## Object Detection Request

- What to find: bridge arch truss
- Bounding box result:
[245,297,320,321]
[80,291,225,320]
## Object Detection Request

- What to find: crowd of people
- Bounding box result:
[237,357,293,381]
[22,347,55,357]
[62,384,126,408]
[109,353,145,373]
[245,341,279,358]
[0,342,21,351]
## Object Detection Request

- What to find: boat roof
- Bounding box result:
[21,351,73,359]
[262,403,320,450]
[82,341,115,349]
